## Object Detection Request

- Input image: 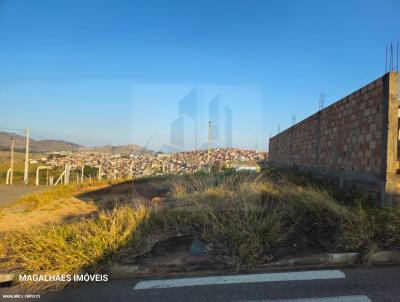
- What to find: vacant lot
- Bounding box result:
[1,169,400,292]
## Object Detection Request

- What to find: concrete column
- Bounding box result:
[381,71,399,206]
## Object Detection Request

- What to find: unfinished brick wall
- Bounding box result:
[269,72,399,206]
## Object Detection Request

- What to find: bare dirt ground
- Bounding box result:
[0,185,49,207]
[0,197,97,232]
[0,184,107,232]
[0,180,167,233]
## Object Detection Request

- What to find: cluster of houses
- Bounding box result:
[44,148,267,179]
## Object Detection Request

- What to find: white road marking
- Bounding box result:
[242,296,372,302]
[133,269,345,290]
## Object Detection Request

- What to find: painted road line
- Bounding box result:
[241,295,372,302]
[134,269,345,290]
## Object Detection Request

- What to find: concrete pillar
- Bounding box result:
[381,71,399,206]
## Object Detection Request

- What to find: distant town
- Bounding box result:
[44,148,267,180]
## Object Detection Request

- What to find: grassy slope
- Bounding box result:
[145,170,400,266]
[1,170,400,292]
[0,205,149,292]
[0,185,98,232]
[0,180,146,292]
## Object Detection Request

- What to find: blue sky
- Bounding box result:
[0,0,399,150]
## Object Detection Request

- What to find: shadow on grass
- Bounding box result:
[75,177,172,210]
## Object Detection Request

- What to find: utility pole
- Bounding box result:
[10,138,14,185]
[208,121,211,163]
[64,164,70,184]
[81,166,84,184]
[113,155,117,180]
[129,161,133,179]
[23,128,30,185]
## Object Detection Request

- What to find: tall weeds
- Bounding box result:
[167,170,400,267]
[0,204,150,291]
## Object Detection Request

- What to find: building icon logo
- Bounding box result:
[169,87,233,151]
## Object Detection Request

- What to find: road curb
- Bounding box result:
[108,251,400,280]
[263,253,359,267]
[368,251,400,264]
[2,251,399,284]
[0,273,15,284]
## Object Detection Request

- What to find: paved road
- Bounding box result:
[0,185,49,207]
[26,266,400,302]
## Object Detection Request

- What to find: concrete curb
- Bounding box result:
[108,251,400,280]
[2,251,400,284]
[109,264,142,278]
[264,253,359,267]
[368,251,400,264]
[0,273,15,284]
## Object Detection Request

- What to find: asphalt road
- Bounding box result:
[0,185,48,207]
[17,266,400,302]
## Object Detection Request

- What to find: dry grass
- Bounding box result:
[337,204,400,257]
[0,199,97,233]
[2,169,400,292]
[9,185,75,211]
[0,204,150,292]
[0,181,122,232]
[161,170,400,267]
[0,180,152,292]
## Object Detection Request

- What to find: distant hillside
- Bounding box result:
[82,144,153,155]
[0,132,82,153]
[158,144,185,154]
[0,132,153,155]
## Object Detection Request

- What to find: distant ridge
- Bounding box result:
[0,132,82,153]
[82,144,153,155]
[0,132,153,155]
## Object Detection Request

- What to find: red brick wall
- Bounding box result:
[269,72,399,204]
[317,77,385,176]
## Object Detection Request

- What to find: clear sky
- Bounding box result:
[0,0,399,151]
